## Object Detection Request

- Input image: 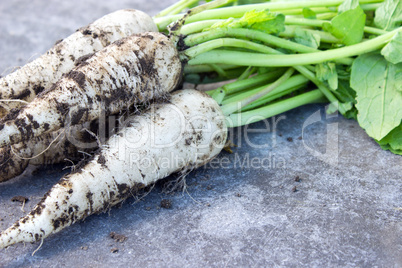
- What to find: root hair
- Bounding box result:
[10,129,66,160]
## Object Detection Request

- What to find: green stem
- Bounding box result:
[279,7,334,16]
[360,3,382,10]
[209,68,285,103]
[209,64,229,78]
[183,38,280,58]
[315,12,338,20]
[211,88,226,104]
[221,68,294,115]
[183,64,239,73]
[185,28,318,52]
[221,69,285,96]
[303,65,316,73]
[279,26,340,43]
[185,67,246,84]
[240,84,306,112]
[184,28,353,65]
[179,20,220,35]
[284,17,330,27]
[222,74,309,105]
[226,89,325,127]
[363,26,390,36]
[188,29,398,66]
[237,66,255,81]
[169,0,234,35]
[186,0,235,17]
[154,0,200,18]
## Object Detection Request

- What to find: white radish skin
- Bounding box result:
[0,32,182,147]
[0,89,227,249]
[0,9,158,116]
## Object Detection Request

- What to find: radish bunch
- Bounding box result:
[0,0,400,251]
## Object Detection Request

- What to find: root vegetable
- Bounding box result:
[0,31,182,147]
[0,9,158,117]
[0,89,227,249]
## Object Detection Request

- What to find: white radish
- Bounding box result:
[0,89,227,249]
[0,9,158,116]
[0,31,182,147]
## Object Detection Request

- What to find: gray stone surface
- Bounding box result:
[0,0,401,267]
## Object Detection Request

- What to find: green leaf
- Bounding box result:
[239,10,285,34]
[316,62,338,90]
[293,28,320,49]
[381,30,402,64]
[302,8,317,19]
[374,0,402,31]
[376,124,402,155]
[378,145,402,155]
[334,80,358,119]
[323,6,366,45]
[335,79,356,102]
[351,53,402,140]
[338,0,359,13]
[324,76,356,116]
[344,107,358,120]
[206,10,285,34]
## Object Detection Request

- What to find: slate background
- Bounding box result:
[0,0,401,267]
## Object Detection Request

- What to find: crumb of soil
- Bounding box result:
[287,137,293,142]
[111,248,119,253]
[109,232,128,243]
[160,199,172,209]
[11,196,29,203]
